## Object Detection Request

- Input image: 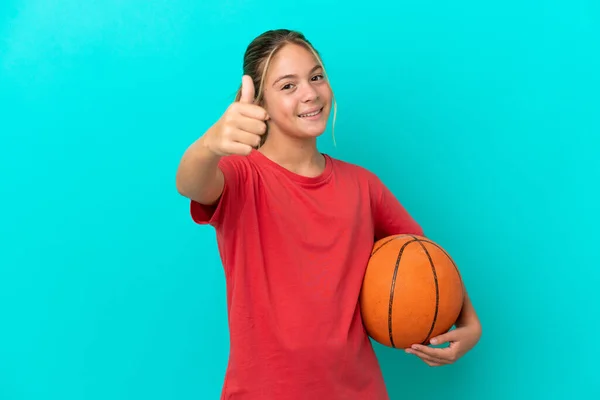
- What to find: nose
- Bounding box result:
[300,82,319,102]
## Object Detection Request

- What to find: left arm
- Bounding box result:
[370,173,482,366]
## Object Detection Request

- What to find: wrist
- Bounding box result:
[194,132,221,162]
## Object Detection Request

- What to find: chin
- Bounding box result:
[304,127,327,138]
[291,123,327,139]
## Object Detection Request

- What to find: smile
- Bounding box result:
[298,107,323,118]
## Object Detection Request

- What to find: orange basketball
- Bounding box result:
[359,234,464,349]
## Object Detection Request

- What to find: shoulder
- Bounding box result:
[327,155,383,183]
[327,155,393,204]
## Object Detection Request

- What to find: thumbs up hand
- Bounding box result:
[203,75,270,156]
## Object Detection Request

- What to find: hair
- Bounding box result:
[235,29,337,147]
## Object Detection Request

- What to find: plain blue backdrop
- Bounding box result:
[1,0,598,399]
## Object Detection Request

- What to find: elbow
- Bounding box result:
[175,169,192,199]
[176,182,195,201]
[175,173,215,205]
[176,181,187,198]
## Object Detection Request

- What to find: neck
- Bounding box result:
[258,133,324,177]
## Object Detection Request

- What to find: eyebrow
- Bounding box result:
[272,65,323,87]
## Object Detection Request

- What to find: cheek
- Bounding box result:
[267,98,298,121]
[264,90,289,114]
[281,97,299,117]
[319,86,333,103]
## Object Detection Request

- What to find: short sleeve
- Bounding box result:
[190,155,249,228]
[370,174,424,240]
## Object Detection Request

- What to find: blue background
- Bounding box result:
[1,1,598,399]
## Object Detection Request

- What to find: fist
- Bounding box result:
[204,75,269,156]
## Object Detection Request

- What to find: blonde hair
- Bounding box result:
[235,29,337,147]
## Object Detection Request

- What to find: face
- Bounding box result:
[260,43,333,140]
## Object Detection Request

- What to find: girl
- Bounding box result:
[176,29,481,400]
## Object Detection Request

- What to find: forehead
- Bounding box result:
[265,43,321,80]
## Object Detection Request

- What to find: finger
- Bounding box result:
[237,103,270,121]
[239,75,255,104]
[424,360,444,367]
[230,129,262,148]
[221,140,254,156]
[235,115,268,135]
[415,355,444,367]
[407,348,451,365]
[408,345,455,363]
[430,329,460,345]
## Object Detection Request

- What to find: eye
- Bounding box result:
[281,82,295,90]
[312,74,324,81]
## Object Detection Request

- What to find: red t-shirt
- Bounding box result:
[190,149,423,400]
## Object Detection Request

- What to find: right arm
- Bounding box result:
[176,75,268,212]
[175,124,225,206]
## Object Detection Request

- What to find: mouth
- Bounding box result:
[298,106,324,118]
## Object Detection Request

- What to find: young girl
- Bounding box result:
[176,29,481,400]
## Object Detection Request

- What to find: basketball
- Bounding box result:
[359,234,464,349]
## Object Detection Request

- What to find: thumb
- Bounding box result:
[430,328,460,345]
[239,75,255,104]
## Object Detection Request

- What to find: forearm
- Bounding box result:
[456,289,481,330]
[176,129,223,205]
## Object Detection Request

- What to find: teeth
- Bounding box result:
[299,108,321,117]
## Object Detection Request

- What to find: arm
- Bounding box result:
[371,173,482,364]
[456,288,482,331]
[370,174,479,327]
[176,126,225,206]
[178,131,250,228]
